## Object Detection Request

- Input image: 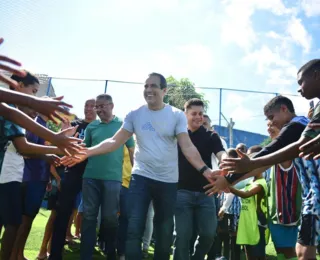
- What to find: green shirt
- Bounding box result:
[237,178,268,246]
[83,117,134,181]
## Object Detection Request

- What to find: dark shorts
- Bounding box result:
[298,214,320,247]
[0,182,22,226]
[21,181,47,218]
[47,191,59,211]
[245,226,266,257]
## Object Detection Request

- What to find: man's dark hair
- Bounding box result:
[248,145,263,155]
[10,71,39,90]
[298,59,320,76]
[184,98,204,111]
[227,148,239,158]
[264,95,295,115]
[148,72,167,89]
[96,94,113,102]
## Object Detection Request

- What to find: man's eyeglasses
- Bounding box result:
[94,103,112,110]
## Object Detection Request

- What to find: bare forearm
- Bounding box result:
[182,146,206,170]
[229,186,251,198]
[19,143,61,156]
[251,141,302,168]
[87,138,119,157]
[1,103,56,143]
[231,166,270,186]
[0,89,34,107]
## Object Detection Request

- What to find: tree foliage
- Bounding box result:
[164,76,209,111]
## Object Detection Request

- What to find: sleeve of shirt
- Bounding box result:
[220,193,235,212]
[210,132,226,156]
[122,111,134,133]
[4,120,25,140]
[84,126,92,148]
[125,136,135,148]
[26,130,39,144]
[225,122,306,184]
[175,111,188,136]
[303,106,320,139]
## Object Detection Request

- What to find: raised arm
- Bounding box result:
[0,103,81,155]
[229,184,262,199]
[177,133,222,182]
[61,128,133,167]
[87,128,133,157]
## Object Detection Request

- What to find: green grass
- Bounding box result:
[12,209,318,259]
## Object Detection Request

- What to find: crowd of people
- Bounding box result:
[1,37,320,260]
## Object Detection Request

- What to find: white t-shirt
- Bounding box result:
[0,142,24,184]
[123,104,188,183]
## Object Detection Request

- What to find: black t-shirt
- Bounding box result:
[178,126,225,191]
[64,119,90,174]
[226,121,306,184]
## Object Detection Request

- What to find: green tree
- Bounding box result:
[261,137,272,147]
[164,76,209,111]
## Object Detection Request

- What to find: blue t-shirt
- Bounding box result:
[0,106,25,174]
[23,116,50,182]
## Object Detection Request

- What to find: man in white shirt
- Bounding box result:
[61,73,219,260]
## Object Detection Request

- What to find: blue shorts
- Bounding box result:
[0,182,22,226]
[269,221,298,248]
[21,181,47,218]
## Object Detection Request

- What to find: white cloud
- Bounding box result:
[286,17,312,53]
[301,0,320,17]
[177,44,213,73]
[221,0,293,50]
[243,45,297,86]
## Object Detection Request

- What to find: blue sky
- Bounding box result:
[1,0,320,137]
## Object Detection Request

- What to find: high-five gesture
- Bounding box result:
[220,148,252,174]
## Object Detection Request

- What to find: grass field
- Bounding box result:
[7,209,316,259]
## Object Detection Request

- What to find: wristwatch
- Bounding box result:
[199,165,209,174]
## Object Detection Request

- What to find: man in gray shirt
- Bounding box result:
[62,73,219,260]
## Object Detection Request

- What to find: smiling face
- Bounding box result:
[185,105,204,130]
[143,75,166,107]
[267,120,280,140]
[265,105,290,131]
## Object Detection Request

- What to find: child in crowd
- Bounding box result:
[229,146,268,260]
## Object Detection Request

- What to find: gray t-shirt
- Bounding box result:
[123,104,187,183]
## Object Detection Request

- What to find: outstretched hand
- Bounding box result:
[0,38,26,88]
[299,125,320,160]
[60,152,89,167]
[203,175,230,196]
[219,149,252,174]
[31,96,74,124]
[52,127,86,156]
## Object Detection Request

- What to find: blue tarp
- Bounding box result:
[213,125,268,149]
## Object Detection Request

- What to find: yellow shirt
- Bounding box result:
[122,147,132,188]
